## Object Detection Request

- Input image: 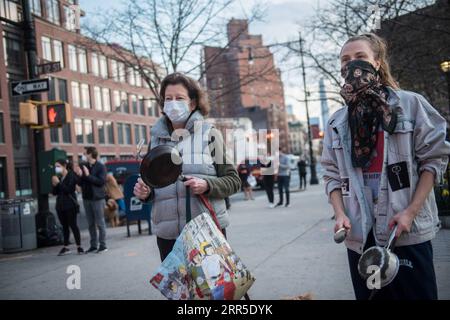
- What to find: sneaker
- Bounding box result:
[269,203,276,209]
[275,202,283,207]
[285,204,291,208]
[97,246,108,254]
[77,247,85,255]
[58,247,71,256]
[85,247,97,254]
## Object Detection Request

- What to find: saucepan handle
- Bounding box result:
[386,225,398,251]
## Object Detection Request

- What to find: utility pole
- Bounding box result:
[299,32,319,185]
[21,0,50,216]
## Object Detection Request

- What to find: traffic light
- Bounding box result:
[46,103,71,127]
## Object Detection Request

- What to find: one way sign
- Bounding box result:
[11,78,50,97]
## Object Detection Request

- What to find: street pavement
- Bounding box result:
[0,183,449,300]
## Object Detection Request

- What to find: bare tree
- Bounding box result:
[81,0,266,102]
[285,0,445,108]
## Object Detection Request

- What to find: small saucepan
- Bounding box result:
[357,225,400,290]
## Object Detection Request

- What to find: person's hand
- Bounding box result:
[74,166,82,177]
[183,176,209,195]
[82,166,90,177]
[388,208,416,237]
[134,178,151,200]
[334,212,351,234]
[51,176,60,186]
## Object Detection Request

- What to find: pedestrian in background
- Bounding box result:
[261,155,275,208]
[105,172,125,218]
[297,157,307,190]
[75,147,108,254]
[276,148,291,208]
[238,161,254,201]
[52,159,84,256]
[322,33,450,300]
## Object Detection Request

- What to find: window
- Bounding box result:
[80,83,90,109]
[78,47,87,73]
[135,69,142,87]
[50,126,59,143]
[71,82,80,108]
[58,78,67,101]
[117,123,123,144]
[118,62,125,82]
[102,88,111,112]
[138,96,145,115]
[121,91,129,113]
[46,0,60,25]
[31,0,42,16]
[68,44,77,71]
[110,59,118,81]
[97,121,113,145]
[94,86,102,111]
[15,167,32,197]
[53,39,64,67]
[64,4,77,31]
[0,113,4,143]
[0,0,22,22]
[99,54,107,78]
[91,52,99,76]
[135,124,147,144]
[127,67,135,86]
[147,99,158,117]
[131,94,137,114]
[3,33,23,68]
[41,36,52,61]
[62,123,71,143]
[106,121,114,144]
[84,119,93,144]
[113,90,120,112]
[97,120,105,144]
[124,124,131,145]
[75,118,83,143]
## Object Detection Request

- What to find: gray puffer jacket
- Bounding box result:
[147,110,240,240]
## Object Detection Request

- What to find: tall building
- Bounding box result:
[0,0,158,199]
[203,19,289,152]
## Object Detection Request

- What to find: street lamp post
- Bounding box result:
[299,32,319,185]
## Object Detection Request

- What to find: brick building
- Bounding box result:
[378,0,450,122]
[0,0,159,199]
[203,19,289,152]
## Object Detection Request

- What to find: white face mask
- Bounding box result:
[81,155,87,162]
[163,100,191,124]
[55,166,63,175]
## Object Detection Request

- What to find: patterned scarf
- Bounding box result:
[340,60,397,168]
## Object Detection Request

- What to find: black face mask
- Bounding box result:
[340,60,397,168]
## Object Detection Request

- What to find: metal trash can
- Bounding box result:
[0,198,38,253]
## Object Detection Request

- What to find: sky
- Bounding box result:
[79,0,330,124]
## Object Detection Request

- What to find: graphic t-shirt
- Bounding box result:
[363,128,384,203]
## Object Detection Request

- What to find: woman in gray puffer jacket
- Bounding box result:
[134,73,241,261]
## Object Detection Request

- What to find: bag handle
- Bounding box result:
[184,186,221,234]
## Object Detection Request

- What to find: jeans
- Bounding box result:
[57,209,81,246]
[277,175,290,205]
[299,173,307,189]
[263,175,274,203]
[83,199,107,249]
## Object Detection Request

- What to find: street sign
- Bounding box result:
[11,78,50,97]
[36,61,61,75]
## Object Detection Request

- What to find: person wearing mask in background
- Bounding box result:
[321,33,450,300]
[297,157,307,191]
[52,159,84,256]
[276,148,291,208]
[75,147,108,254]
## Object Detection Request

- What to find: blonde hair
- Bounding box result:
[342,33,400,89]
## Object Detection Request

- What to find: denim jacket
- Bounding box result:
[321,87,450,254]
